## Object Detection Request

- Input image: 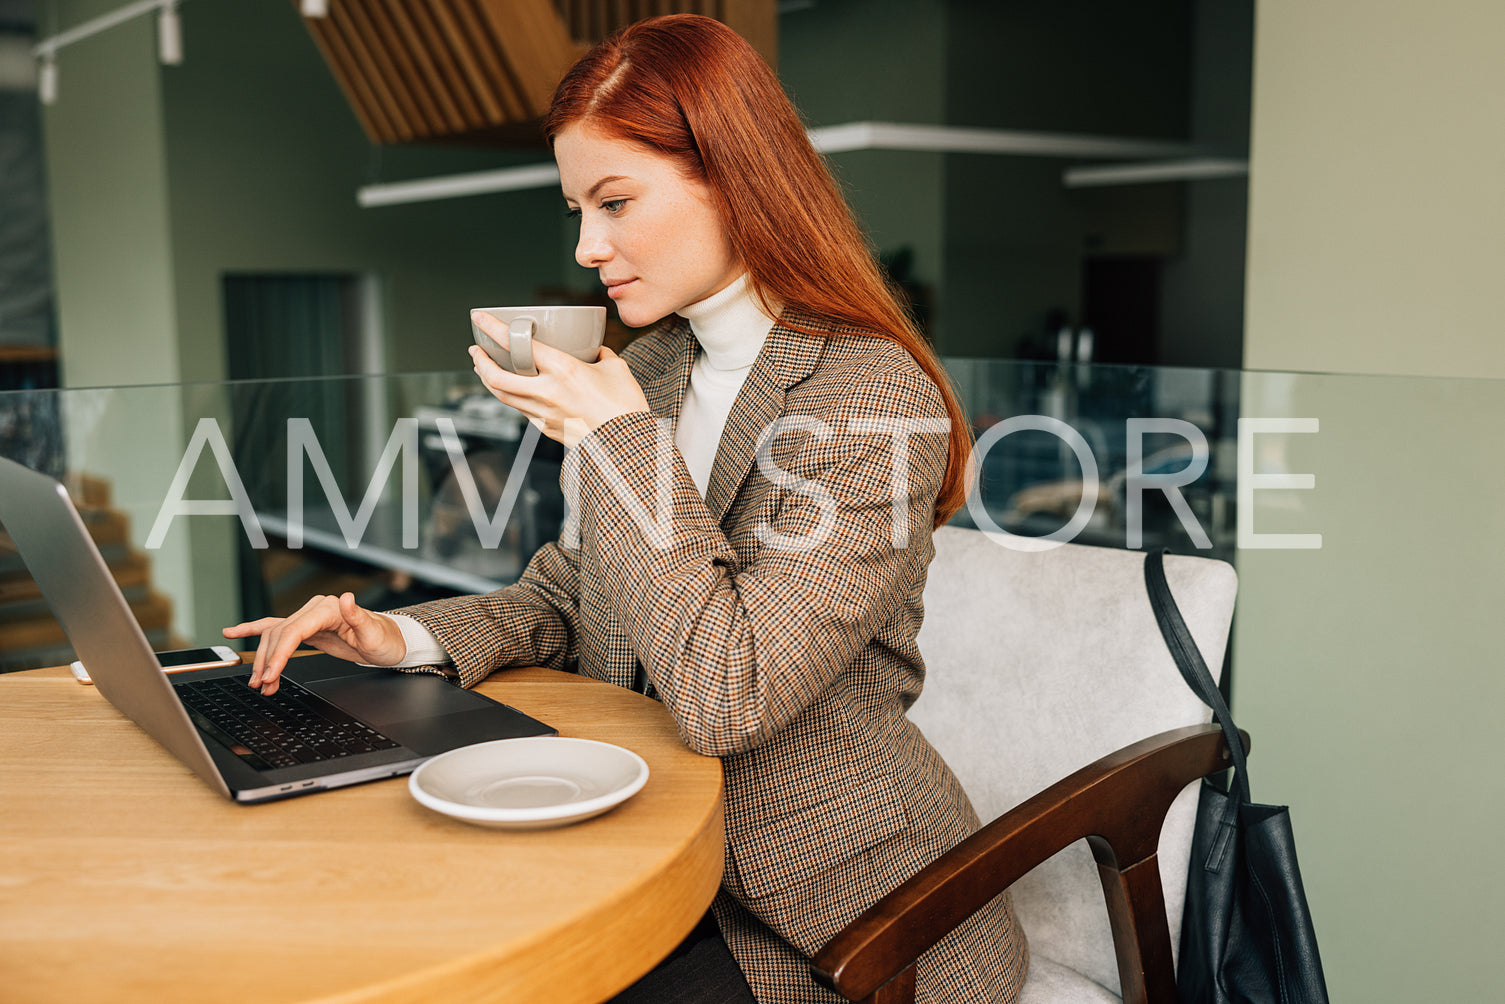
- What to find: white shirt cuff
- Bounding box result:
[370,613,454,668]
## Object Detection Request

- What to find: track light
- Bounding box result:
[33,0,201,106]
[301,0,329,17]
[37,54,57,105]
[158,2,182,65]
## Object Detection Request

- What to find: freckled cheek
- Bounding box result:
[672,224,727,270]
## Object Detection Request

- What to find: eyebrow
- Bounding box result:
[571,175,630,203]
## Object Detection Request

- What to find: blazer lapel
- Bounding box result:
[703,315,827,523]
[635,317,696,426]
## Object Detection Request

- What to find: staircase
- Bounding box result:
[297,0,777,146]
[0,475,180,673]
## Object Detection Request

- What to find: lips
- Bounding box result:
[604,278,637,300]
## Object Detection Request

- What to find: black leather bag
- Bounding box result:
[1144,550,1330,1004]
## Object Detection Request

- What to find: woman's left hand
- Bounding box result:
[469,311,650,449]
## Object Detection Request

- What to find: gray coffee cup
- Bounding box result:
[471,305,608,376]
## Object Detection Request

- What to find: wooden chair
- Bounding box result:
[811,528,1242,1004]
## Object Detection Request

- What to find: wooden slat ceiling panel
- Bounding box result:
[340,1,424,139]
[426,0,511,124]
[473,0,583,118]
[302,12,398,143]
[721,0,775,65]
[296,0,775,147]
[394,0,489,131]
[453,0,532,122]
[362,1,451,134]
[560,0,720,41]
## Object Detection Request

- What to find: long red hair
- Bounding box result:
[544,14,972,527]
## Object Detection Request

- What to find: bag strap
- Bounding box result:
[1144,549,1252,823]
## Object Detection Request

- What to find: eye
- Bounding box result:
[564,206,581,220]
[601,199,627,215]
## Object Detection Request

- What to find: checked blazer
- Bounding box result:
[395,310,1028,1003]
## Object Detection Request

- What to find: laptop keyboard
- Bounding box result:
[175,674,401,771]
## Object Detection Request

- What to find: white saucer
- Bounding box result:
[409,737,649,830]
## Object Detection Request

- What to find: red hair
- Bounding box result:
[544,15,973,527]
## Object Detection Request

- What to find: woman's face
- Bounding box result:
[555,123,742,328]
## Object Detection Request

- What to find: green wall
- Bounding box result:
[1245,0,1505,380]
[1241,1,1505,998]
[780,0,949,343]
[42,1,178,389]
[778,0,1243,363]
[158,1,567,381]
[39,0,198,639]
[1232,373,1504,1001]
[43,0,571,388]
[1159,0,1251,370]
[940,0,1194,360]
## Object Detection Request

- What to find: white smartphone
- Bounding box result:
[69,645,242,685]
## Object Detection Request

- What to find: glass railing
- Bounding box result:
[946,358,1243,559]
[0,371,561,673]
[4,359,1498,675]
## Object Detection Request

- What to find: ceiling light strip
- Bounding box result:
[356,121,1218,207]
[809,121,1200,160]
[356,162,562,208]
[1062,157,1249,188]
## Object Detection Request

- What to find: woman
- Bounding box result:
[226,15,1026,1003]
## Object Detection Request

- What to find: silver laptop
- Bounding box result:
[0,455,553,803]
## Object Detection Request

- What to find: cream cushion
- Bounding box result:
[908,527,1237,999]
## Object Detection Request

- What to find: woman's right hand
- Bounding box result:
[222,592,406,695]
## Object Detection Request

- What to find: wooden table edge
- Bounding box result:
[3,659,727,1004]
[315,799,725,1004]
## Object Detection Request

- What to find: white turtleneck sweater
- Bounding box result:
[672,272,777,495]
[384,274,776,667]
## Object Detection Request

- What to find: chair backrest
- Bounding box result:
[908,526,1237,996]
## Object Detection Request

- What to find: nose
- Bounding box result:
[575,219,611,269]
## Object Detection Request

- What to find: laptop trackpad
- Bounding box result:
[307,672,553,756]
[309,672,486,725]
[383,707,547,756]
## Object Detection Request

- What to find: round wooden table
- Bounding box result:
[0,664,724,1004]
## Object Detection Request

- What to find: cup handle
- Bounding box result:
[508,318,537,376]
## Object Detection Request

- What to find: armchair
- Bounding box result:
[812,528,1241,1003]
